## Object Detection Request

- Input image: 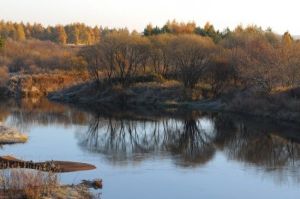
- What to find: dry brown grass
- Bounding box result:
[227,87,300,122]
[7,71,89,98]
[271,86,294,93]
[0,169,58,199]
[0,169,97,199]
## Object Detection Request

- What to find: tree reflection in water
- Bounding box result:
[3,99,300,184]
[78,112,300,182]
[2,98,90,132]
[79,117,168,163]
[223,121,300,169]
[78,113,217,166]
[163,117,216,166]
[213,114,300,184]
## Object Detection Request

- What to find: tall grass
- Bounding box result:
[0,169,58,199]
[0,169,99,199]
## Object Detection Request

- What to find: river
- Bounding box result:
[1,99,300,199]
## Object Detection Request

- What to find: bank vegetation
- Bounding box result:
[0,20,300,121]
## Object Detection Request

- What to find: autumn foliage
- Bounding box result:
[0,20,299,101]
[78,24,300,97]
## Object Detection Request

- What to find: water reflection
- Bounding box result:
[77,115,217,166]
[224,122,300,169]
[78,111,300,172]
[163,117,216,166]
[2,98,300,184]
[1,98,91,131]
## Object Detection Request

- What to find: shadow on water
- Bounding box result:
[2,98,300,183]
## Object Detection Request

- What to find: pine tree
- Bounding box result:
[144,24,153,36]
[0,37,4,49]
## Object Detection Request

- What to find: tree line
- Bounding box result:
[79,25,300,96]
[0,20,101,44]
[0,19,230,45]
[0,20,299,98]
[144,20,229,43]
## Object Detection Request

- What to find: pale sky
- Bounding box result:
[0,0,299,34]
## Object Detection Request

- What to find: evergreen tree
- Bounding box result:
[0,37,4,49]
[144,24,153,36]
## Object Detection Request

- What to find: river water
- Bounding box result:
[1,99,300,199]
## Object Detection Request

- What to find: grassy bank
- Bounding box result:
[223,87,300,122]
[49,80,300,123]
[0,169,100,199]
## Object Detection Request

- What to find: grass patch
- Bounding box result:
[0,169,97,199]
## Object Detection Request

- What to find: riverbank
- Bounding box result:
[1,72,298,124]
[0,169,101,199]
[49,80,300,123]
[2,72,89,98]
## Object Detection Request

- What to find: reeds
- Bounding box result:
[0,169,99,199]
[0,169,58,199]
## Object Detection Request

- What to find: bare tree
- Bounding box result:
[222,28,281,93]
[79,32,151,86]
[100,32,150,86]
[149,34,174,76]
[168,35,216,89]
[78,45,102,83]
[280,41,300,87]
[206,54,238,96]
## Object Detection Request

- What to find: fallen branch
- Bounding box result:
[0,156,96,172]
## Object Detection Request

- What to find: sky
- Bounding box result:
[0,0,299,34]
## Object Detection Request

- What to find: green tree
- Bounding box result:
[203,22,221,43]
[144,24,153,36]
[0,37,4,49]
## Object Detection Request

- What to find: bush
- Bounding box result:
[0,39,83,73]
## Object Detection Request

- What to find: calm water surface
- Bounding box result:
[1,99,300,199]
